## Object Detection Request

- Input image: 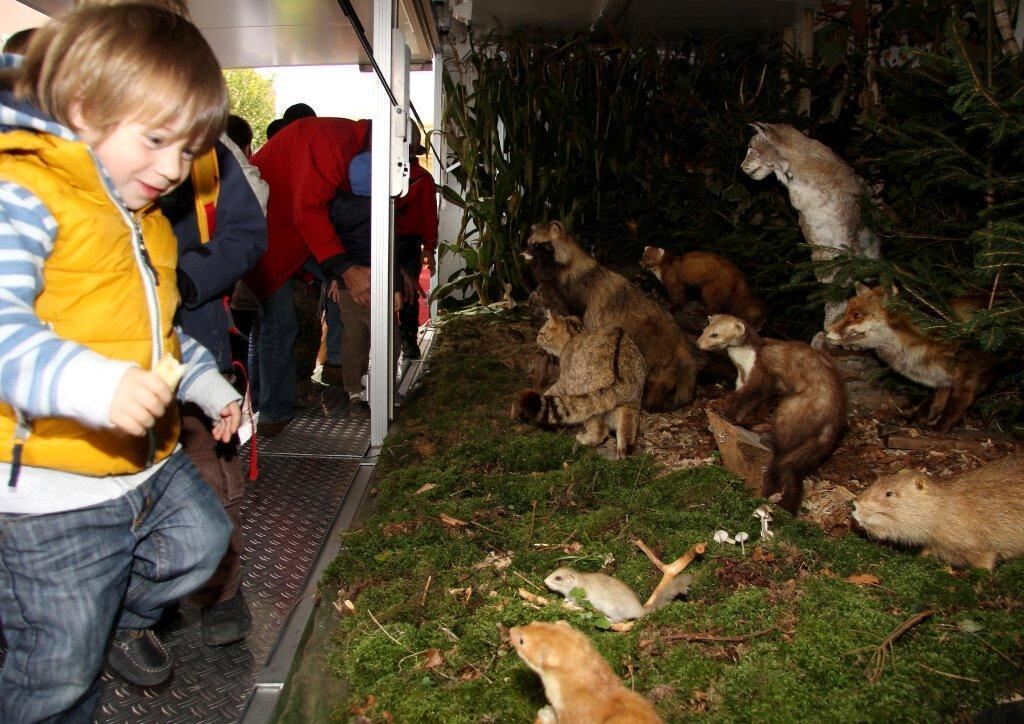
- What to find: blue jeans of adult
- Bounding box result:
[0,450,231,723]
[257,276,298,423]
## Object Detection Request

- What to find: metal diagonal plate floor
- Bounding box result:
[91,389,368,723]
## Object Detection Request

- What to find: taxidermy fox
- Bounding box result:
[513,312,645,459]
[524,221,699,412]
[640,246,767,329]
[699,314,847,514]
[826,283,994,432]
[742,122,880,327]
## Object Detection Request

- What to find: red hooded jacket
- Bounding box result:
[395,158,438,255]
[244,117,371,300]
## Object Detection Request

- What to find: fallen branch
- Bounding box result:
[918,663,980,683]
[634,539,706,608]
[866,610,933,682]
[643,626,777,648]
[420,575,433,606]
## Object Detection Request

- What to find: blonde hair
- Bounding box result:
[75,0,191,20]
[16,3,225,152]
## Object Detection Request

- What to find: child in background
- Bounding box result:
[0,5,239,720]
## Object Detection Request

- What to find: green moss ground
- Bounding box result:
[291,313,1024,723]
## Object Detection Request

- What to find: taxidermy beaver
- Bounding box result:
[853,455,1024,570]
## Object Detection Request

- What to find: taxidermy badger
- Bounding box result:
[742,122,881,327]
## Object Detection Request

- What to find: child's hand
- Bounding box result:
[211,401,242,443]
[109,367,174,436]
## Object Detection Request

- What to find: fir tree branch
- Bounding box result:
[950,22,1009,118]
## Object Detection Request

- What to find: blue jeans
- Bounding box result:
[257,276,298,423]
[0,450,231,723]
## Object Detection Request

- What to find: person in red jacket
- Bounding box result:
[244,117,372,434]
[394,125,439,359]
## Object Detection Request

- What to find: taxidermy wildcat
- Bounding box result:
[523,221,699,411]
[512,312,645,459]
[742,122,881,327]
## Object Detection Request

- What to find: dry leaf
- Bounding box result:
[422,648,444,669]
[473,551,513,570]
[413,483,437,495]
[845,573,881,586]
[751,546,775,562]
[610,621,635,633]
[439,513,468,528]
[458,666,482,682]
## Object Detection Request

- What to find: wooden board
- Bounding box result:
[707,409,772,493]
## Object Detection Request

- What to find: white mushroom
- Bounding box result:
[734,532,749,555]
[713,529,735,545]
[753,505,775,541]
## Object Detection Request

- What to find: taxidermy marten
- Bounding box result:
[826,283,994,432]
[699,314,847,513]
[523,221,700,412]
[513,313,645,459]
[640,246,767,329]
[510,621,664,724]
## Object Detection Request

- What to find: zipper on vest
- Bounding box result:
[7,411,30,488]
[94,151,164,466]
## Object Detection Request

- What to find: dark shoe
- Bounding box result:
[321,362,345,386]
[107,628,171,687]
[201,592,252,646]
[401,339,421,360]
[258,418,292,437]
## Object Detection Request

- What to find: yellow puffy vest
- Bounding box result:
[0,129,181,475]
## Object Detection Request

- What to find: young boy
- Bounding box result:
[0,5,240,721]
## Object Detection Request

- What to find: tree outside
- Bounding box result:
[223,68,276,151]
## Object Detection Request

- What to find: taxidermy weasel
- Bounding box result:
[524,221,700,412]
[543,567,691,622]
[512,312,645,459]
[640,246,767,329]
[826,283,994,432]
[510,621,664,724]
[742,122,880,327]
[699,314,847,513]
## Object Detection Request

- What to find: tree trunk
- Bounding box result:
[991,0,1021,55]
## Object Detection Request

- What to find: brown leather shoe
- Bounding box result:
[258,418,292,437]
[320,363,345,386]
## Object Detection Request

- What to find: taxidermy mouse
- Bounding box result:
[544,567,691,623]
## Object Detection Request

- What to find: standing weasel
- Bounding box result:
[699,314,847,513]
[543,567,691,622]
[510,620,663,724]
[640,246,767,330]
[826,284,994,432]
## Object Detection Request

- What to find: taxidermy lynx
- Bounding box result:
[742,122,880,326]
[512,313,645,459]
